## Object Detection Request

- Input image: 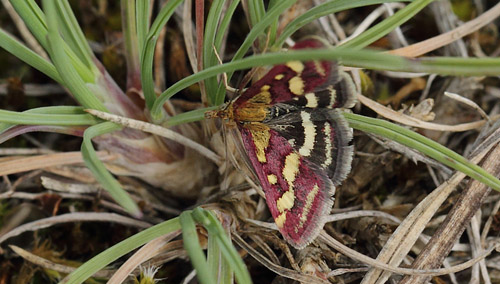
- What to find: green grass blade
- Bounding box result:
[136,0,150,55]
[141,0,184,111]
[53,0,95,69]
[9,0,49,49]
[247,0,266,28]
[275,0,413,48]
[10,0,95,82]
[122,0,141,83]
[212,0,298,105]
[180,211,217,284]
[207,227,223,283]
[63,218,181,284]
[203,0,227,102]
[214,0,241,50]
[43,0,106,111]
[0,106,90,133]
[341,0,434,49]
[152,48,500,122]
[165,106,218,127]
[0,29,62,84]
[81,122,140,215]
[344,113,500,191]
[193,208,252,284]
[0,109,98,126]
[267,0,280,44]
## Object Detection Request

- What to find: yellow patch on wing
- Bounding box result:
[260,85,271,91]
[275,212,287,228]
[328,86,337,108]
[236,91,271,122]
[274,74,285,80]
[314,60,326,76]
[248,90,271,104]
[277,189,295,213]
[283,152,300,186]
[289,76,305,95]
[305,93,318,108]
[298,184,320,229]
[286,61,304,73]
[248,124,271,163]
[298,111,316,157]
[322,122,333,168]
[267,174,278,185]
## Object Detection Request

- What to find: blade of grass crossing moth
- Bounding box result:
[213,0,298,105]
[0,29,62,84]
[340,0,435,49]
[343,113,500,191]
[152,48,400,121]
[153,49,500,122]
[192,208,252,284]
[64,218,181,284]
[180,211,217,284]
[81,122,140,215]
[275,0,412,48]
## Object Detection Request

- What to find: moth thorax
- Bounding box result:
[234,102,269,123]
[205,102,234,121]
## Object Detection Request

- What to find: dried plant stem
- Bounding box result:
[9,245,114,278]
[400,142,500,284]
[107,231,181,283]
[320,232,497,277]
[357,93,499,132]
[85,109,222,164]
[0,151,115,176]
[0,212,151,248]
[389,2,500,57]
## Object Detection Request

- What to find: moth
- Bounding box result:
[209,38,356,249]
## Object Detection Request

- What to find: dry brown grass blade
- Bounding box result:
[107,231,181,284]
[360,127,499,284]
[9,245,114,278]
[357,93,499,132]
[388,2,500,57]
[0,151,116,176]
[232,233,329,284]
[319,231,497,277]
[399,142,500,284]
[0,212,151,248]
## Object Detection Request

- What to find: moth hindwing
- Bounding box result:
[211,38,356,249]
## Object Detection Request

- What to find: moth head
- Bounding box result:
[205,102,235,122]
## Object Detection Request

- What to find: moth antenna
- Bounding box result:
[212,45,238,94]
[221,122,231,191]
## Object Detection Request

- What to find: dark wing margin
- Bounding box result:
[239,126,335,249]
[267,108,353,185]
[289,70,357,110]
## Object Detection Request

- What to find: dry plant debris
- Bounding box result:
[1,1,500,283]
